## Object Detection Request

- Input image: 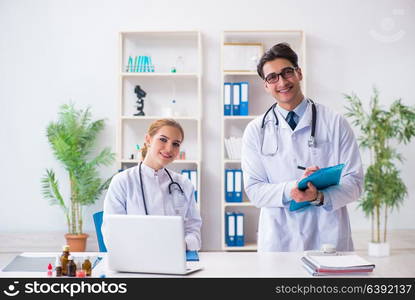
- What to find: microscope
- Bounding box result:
[134,85,147,116]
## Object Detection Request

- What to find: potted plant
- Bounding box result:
[41,103,115,251]
[344,88,415,256]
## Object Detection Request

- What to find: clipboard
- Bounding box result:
[289,164,345,211]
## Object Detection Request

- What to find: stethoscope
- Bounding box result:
[260,99,317,156]
[139,162,184,215]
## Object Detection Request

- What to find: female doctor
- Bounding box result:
[103,119,201,250]
[241,43,364,252]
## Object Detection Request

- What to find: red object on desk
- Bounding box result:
[47,263,53,277]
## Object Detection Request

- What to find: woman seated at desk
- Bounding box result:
[103,119,201,250]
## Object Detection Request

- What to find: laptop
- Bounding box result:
[104,214,203,275]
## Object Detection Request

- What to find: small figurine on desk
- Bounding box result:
[133,85,147,116]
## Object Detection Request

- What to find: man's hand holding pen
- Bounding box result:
[290,165,320,203]
[297,165,320,180]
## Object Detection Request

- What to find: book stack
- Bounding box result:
[225,136,242,160]
[126,55,155,72]
[301,253,375,276]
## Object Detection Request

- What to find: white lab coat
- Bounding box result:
[241,101,363,252]
[102,163,202,250]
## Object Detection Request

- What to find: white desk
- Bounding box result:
[1,250,414,277]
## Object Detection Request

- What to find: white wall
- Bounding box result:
[1,0,414,250]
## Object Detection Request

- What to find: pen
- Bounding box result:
[92,257,103,269]
[297,166,306,170]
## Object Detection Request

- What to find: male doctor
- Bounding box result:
[241,43,363,252]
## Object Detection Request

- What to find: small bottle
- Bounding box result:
[55,256,62,277]
[171,99,177,116]
[175,56,185,73]
[165,80,179,117]
[60,245,70,276]
[47,263,53,277]
[67,255,77,277]
[162,99,174,117]
[76,261,86,278]
[82,257,92,277]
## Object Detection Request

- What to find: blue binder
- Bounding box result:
[146,56,152,72]
[190,170,197,203]
[141,56,148,72]
[233,169,243,202]
[181,169,197,202]
[144,56,150,72]
[127,56,133,72]
[133,56,139,72]
[148,55,152,72]
[181,169,190,179]
[225,169,234,202]
[225,212,236,246]
[235,212,245,246]
[136,55,142,72]
[224,83,232,116]
[232,83,241,115]
[289,164,345,211]
[240,82,249,116]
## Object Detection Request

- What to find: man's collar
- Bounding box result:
[273,98,313,130]
[276,97,307,119]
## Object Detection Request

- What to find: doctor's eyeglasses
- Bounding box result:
[264,67,298,84]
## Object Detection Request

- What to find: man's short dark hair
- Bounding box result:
[257,43,299,79]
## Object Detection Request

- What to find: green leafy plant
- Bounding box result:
[41,103,115,234]
[344,87,415,243]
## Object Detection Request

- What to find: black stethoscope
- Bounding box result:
[139,162,184,215]
[260,99,317,156]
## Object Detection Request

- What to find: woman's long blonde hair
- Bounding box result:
[141,119,184,160]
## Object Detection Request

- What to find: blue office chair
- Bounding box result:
[93,211,107,252]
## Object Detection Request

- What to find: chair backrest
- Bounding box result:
[93,211,107,252]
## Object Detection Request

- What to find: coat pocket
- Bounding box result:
[309,140,333,167]
[172,193,187,216]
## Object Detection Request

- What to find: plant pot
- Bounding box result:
[65,233,89,252]
[368,242,390,257]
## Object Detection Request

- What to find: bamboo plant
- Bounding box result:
[41,103,115,235]
[344,88,415,243]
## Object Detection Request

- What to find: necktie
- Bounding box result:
[286,111,297,130]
